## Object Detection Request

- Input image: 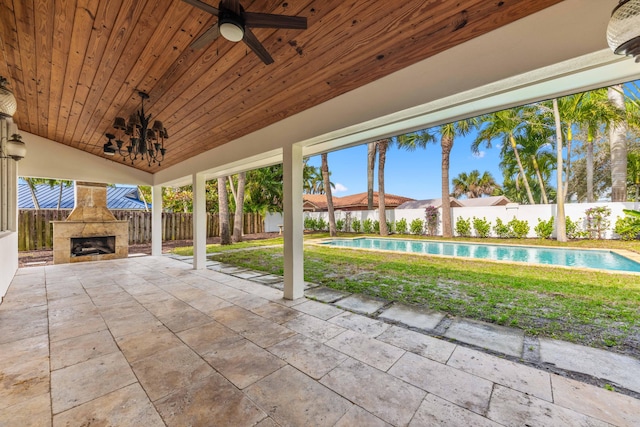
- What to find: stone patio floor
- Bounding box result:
[1,256,639,426]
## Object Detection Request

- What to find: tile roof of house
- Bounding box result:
[303,192,415,210]
[18,183,150,210]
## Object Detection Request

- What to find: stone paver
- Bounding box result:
[326,329,405,371]
[551,374,640,427]
[328,311,390,337]
[1,255,639,427]
[540,338,640,393]
[487,385,610,427]
[447,345,552,401]
[377,325,456,363]
[246,366,352,427]
[378,302,445,330]
[334,294,387,314]
[389,351,493,415]
[444,318,525,357]
[305,286,351,303]
[321,358,426,426]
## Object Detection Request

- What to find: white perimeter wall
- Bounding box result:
[0,231,18,301]
[294,202,639,240]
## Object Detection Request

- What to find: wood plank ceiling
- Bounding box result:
[0,0,562,172]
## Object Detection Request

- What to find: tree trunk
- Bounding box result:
[553,99,567,242]
[510,135,535,204]
[563,124,572,202]
[57,182,63,210]
[608,85,627,202]
[378,140,389,236]
[232,172,245,243]
[25,178,40,210]
[321,153,337,237]
[367,142,377,210]
[138,186,149,212]
[586,137,594,203]
[218,177,231,245]
[441,135,453,237]
[532,157,549,204]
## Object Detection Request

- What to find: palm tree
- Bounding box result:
[367,142,377,210]
[628,151,640,201]
[512,131,555,204]
[377,138,390,236]
[452,170,500,198]
[321,153,337,236]
[23,177,44,209]
[229,172,246,242]
[218,177,231,245]
[552,98,567,242]
[303,160,324,194]
[609,84,628,201]
[473,107,536,204]
[244,165,283,214]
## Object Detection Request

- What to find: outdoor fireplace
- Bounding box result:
[52,182,128,264]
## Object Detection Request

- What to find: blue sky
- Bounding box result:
[306,131,503,200]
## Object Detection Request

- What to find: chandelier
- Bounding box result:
[607,0,640,61]
[103,91,168,166]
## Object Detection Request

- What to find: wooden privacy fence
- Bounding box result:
[17,210,264,251]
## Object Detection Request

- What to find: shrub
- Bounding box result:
[424,206,439,236]
[585,206,611,239]
[472,217,491,238]
[455,217,472,237]
[373,220,380,233]
[316,217,327,231]
[336,219,345,232]
[410,218,424,235]
[304,217,317,231]
[534,217,554,239]
[362,218,374,234]
[509,217,529,239]
[614,209,640,240]
[566,216,587,239]
[395,218,408,234]
[351,219,361,233]
[493,218,511,238]
[344,212,352,232]
[386,220,394,233]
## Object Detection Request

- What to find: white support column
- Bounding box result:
[151,184,162,256]
[192,172,207,269]
[282,144,304,300]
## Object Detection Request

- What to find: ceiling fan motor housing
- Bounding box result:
[219,8,245,42]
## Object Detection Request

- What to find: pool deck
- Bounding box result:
[1,255,639,426]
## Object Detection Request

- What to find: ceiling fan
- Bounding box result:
[182,0,307,65]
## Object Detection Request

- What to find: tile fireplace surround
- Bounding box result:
[52,182,128,264]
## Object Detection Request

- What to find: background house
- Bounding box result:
[18,183,150,210]
[303,192,414,212]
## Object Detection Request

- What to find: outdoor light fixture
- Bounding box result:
[104,91,168,167]
[0,76,25,161]
[607,0,640,61]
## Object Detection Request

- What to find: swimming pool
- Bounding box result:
[319,237,640,273]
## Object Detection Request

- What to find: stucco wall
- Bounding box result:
[0,231,18,301]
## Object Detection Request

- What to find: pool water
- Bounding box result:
[320,238,640,273]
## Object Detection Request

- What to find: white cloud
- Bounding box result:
[473,150,486,159]
[333,183,348,193]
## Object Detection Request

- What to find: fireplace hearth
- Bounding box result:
[52,182,128,264]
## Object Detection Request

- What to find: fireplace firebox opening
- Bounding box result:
[70,236,116,257]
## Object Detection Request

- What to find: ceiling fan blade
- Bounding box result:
[191,25,220,50]
[243,27,274,65]
[181,0,219,16]
[244,12,307,29]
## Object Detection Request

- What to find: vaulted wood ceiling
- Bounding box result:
[0,0,562,172]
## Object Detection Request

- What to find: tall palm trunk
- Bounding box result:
[367,142,377,210]
[563,124,573,201]
[608,85,627,202]
[378,140,389,236]
[321,153,336,236]
[57,182,64,210]
[553,99,567,242]
[531,157,549,204]
[441,135,453,237]
[232,172,246,242]
[25,178,40,210]
[218,177,231,245]
[586,132,594,202]
[509,135,535,204]
[138,186,149,212]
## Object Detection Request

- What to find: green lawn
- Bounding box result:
[199,234,640,357]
